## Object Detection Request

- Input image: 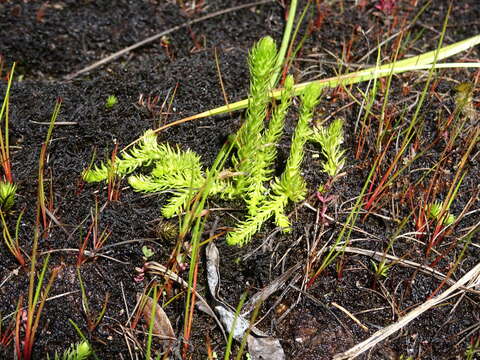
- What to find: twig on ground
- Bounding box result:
[65,0,275,79]
[331,302,369,332]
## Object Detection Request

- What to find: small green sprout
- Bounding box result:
[428,201,442,219]
[310,118,346,177]
[47,340,92,360]
[428,200,456,226]
[455,82,475,119]
[142,245,155,259]
[105,95,118,109]
[371,260,390,278]
[0,181,17,211]
[444,213,456,226]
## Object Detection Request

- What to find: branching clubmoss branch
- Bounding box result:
[226,83,322,246]
[279,83,322,202]
[83,130,176,182]
[233,36,278,198]
[310,118,346,178]
[244,75,295,214]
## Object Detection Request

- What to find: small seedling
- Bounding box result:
[77,199,111,266]
[154,219,179,241]
[454,82,475,120]
[428,201,456,226]
[0,181,16,211]
[465,336,480,360]
[77,268,109,333]
[371,260,390,278]
[38,98,62,237]
[0,63,15,184]
[142,245,155,259]
[105,95,117,109]
[47,340,92,360]
[0,313,14,348]
[15,255,60,360]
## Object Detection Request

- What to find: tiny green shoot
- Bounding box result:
[142,246,155,259]
[371,260,390,278]
[47,340,92,360]
[105,95,117,109]
[428,201,456,226]
[0,181,17,211]
[465,336,480,360]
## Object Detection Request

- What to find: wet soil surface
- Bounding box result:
[0,0,479,359]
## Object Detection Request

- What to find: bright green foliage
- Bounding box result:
[263,75,295,165]
[84,38,325,246]
[310,118,346,177]
[105,95,117,109]
[243,75,295,214]
[84,130,206,218]
[47,341,92,360]
[0,181,16,211]
[226,83,322,246]
[226,193,289,246]
[233,36,278,201]
[428,201,442,219]
[371,260,390,278]
[142,245,155,259]
[83,130,237,218]
[83,130,179,182]
[280,83,321,202]
[428,200,456,226]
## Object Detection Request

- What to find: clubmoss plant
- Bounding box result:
[84,37,322,246]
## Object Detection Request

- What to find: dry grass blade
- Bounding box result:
[333,262,480,359]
